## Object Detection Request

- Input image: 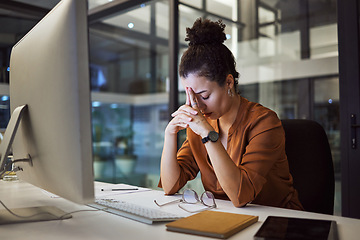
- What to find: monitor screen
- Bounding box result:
[3,0,94,205]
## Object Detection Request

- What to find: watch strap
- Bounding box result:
[201,131,219,144]
[201,136,209,144]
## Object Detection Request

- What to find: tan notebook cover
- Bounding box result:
[166,210,258,239]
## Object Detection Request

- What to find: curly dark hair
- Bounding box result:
[179,18,239,88]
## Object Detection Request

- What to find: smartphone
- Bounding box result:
[254,216,338,240]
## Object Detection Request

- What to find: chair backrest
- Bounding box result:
[281,119,335,215]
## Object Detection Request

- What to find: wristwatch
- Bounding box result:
[201,131,219,144]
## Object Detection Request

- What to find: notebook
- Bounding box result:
[166,210,258,239]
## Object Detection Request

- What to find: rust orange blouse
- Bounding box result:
[159,96,303,210]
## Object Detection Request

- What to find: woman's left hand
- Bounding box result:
[172,87,213,138]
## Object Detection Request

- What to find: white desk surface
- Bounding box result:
[0,180,359,240]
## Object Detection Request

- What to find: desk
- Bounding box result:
[0,180,359,240]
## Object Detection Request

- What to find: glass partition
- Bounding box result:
[178,0,339,213]
[89,1,170,189]
[0,95,10,130]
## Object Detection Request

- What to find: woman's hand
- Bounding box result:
[168,87,213,138]
[165,106,196,135]
[165,87,197,135]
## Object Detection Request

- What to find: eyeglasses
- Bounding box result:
[154,189,217,213]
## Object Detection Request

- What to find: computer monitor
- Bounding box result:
[0,0,94,208]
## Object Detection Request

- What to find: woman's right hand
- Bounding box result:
[161,89,199,194]
[165,103,198,135]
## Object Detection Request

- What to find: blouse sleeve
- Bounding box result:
[232,111,287,207]
[158,136,200,195]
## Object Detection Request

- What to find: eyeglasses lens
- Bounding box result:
[201,191,215,207]
[183,189,199,204]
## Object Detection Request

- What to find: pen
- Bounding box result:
[101,188,139,191]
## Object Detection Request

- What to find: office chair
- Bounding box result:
[281,119,335,215]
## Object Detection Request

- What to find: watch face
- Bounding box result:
[208,131,219,142]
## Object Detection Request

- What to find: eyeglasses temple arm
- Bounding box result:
[154,198,181,207]
[178,203,213,213]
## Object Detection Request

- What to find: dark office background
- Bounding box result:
[0,0,359,218]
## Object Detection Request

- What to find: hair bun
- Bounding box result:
[185,18,226,46]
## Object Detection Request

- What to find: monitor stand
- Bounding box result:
[0,105,29,175]
[0,105,72,224]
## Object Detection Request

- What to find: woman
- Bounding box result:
[159,18,303,210]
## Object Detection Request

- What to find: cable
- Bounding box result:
[57,208,108,220]
[0,155,32,178]
[0,200,107,221]
[0,200,59,219]
[0,159,18,178]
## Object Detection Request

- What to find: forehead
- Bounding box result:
[180,73,219,92]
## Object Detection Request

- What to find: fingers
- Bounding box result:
[171,105,197,118]
[187,87,199,110]
[185,87,191,106]
[166,113,193,135]
[191,102,198,108]
[168,99,210,137]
